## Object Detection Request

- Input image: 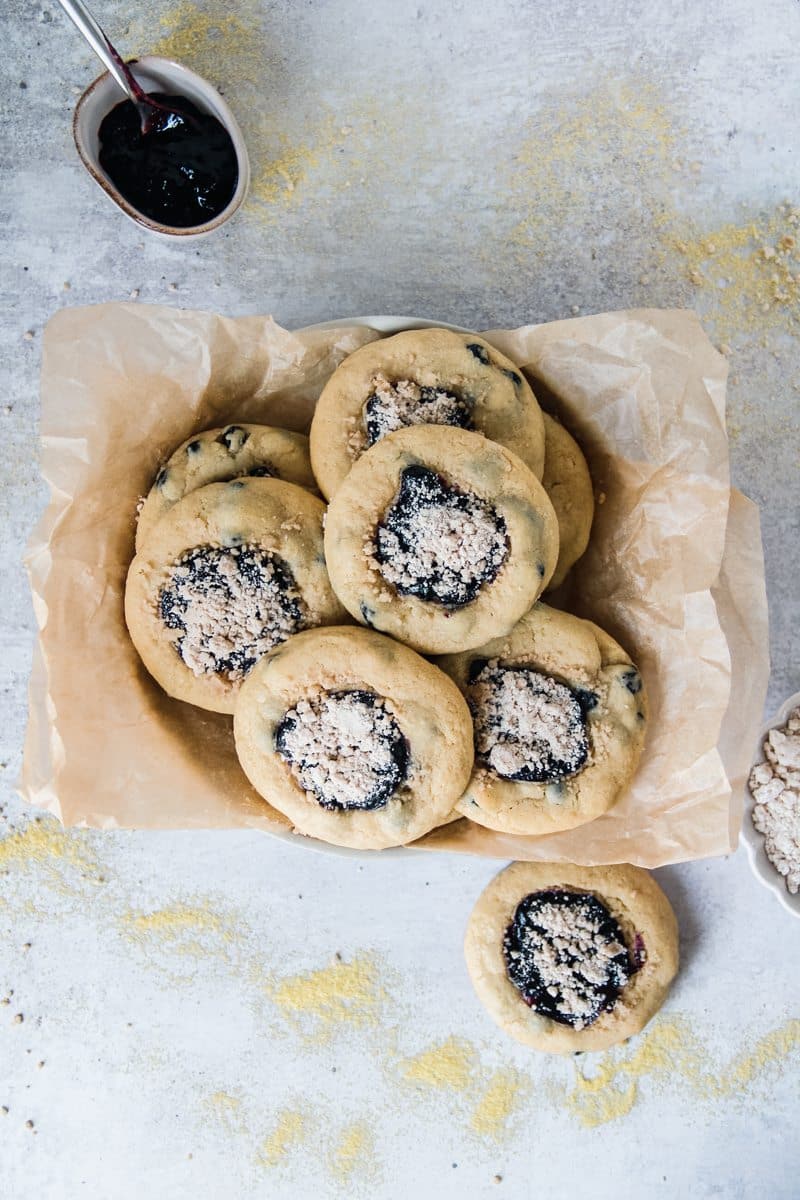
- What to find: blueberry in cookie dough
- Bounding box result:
[540,413,594,591]
[309,328,546,499]
[323,426,559,655]
[233,626,474,849]
[436,602,646,834]
[465,861,679,1053]
[125,477,346,714]
[136,424,316,550]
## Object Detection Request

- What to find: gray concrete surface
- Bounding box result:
[1,1,798,1197]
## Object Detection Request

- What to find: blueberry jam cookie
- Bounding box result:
[324,426,559,655]
[233,626,474,849]
[136,424,316,550]
[125,478,346,714]
[437,603,646,834]
[540,413,594,591]
[309,328,546,499]
[465,862,678,1053]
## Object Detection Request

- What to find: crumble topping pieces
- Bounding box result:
[158,544,307,680]
[275,689,409,812]
[468,661,590,782]
[503,889,636,1029]
[370,466,508,608]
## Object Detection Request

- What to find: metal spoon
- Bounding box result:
[56,0,195,134]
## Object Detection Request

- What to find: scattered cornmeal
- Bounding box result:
[749,706,800,894]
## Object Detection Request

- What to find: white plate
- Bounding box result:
[741,691,800,918]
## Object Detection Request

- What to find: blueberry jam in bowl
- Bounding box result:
[73,56,249,237]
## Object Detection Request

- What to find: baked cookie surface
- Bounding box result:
[541,413,594,591]
[437,602,646,834]
[465,861,678,1053]
[125,478,346,714]
[323,426,559,655]
[136,424,316,549]
[233,626,474,849]
[309,328,546,498]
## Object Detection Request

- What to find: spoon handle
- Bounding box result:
[56,0,136,101]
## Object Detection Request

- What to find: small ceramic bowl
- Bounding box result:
[742,690,800,918]
[73,54,249,238]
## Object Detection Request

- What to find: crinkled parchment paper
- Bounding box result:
[21,305,769,865]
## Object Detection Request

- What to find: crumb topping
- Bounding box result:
[503,889,635,1029]
[275,689,409,811]
[370,465,508,608]
[749,706,800,894]
[363,373,473,445]
[158,544,307,681]
[468,661,589,782]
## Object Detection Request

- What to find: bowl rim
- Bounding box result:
[741,689,800,918]
[72,54,250,238]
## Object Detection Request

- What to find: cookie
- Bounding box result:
[465,861,679,1053]
[136,423,316,550]
[125,477,346,714]
[437,603,646,835]
[309,328,546,499]
[541,413,594,591]
[323,426,559,655]
[233,626,474,849]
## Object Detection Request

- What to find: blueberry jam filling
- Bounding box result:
[466,342,491,365]
[217,425,250,453]
[158,544,307,680]
[622,668,642,695]
[371,466,508,608]
[275,689,409,811]
[503,890,636,1028]
[97,93,238,228]
[467,661,589,782]
[363,374,473,446]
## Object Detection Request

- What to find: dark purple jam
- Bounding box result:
[503,889,637,1029]
[97,92,238,228]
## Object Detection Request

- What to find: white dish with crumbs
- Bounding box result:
[742,690,800,919]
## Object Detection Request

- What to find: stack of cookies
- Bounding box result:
[125,327,678,1051]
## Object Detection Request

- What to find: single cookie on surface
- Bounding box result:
[125,478,346,714]
[465,861,679,1053]
[233,626,474,849]
[437,603,646,835]
[309,328,546,499]
[541,413,594,591]
[136,424,316,549]
[323,426,559,656]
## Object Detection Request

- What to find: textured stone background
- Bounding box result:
[1,1,798,1197]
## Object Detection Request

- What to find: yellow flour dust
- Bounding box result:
[259,1108,307,1168]
[329,1121,374,1185]
[120,901,235,957]
[567,1015,800,1128]
[119,901,244,979]
[400,1036,477,1092]
[668,205,800,343]
[248,115,349,211]
[269,952,386,1040]
[147,2,266,86]
[205,1090,246,1137]
[506,77,680,251]
[470,1068,530,1141]
[699,1019,800,1100]
[0,819,100,887]
[567,1016,702,1128]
